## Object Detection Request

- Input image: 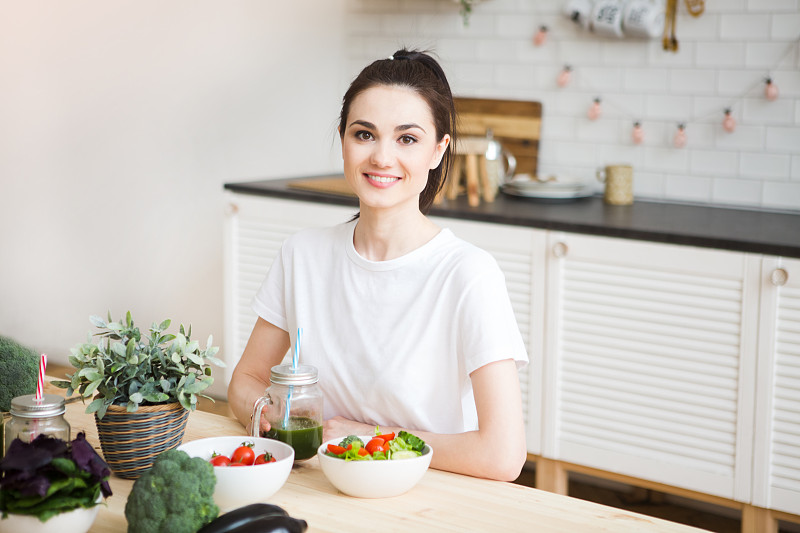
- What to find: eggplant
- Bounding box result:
[197,503,289,533]
[222,515,308,533]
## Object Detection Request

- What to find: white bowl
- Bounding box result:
[0,503,100,533]
[177,436,294,511]
[317,435,433,498]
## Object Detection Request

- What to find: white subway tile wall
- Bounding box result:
[345,0,800,211]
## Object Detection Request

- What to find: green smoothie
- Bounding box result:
[263,415,323,461]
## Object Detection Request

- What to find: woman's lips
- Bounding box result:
[365,173,400,188]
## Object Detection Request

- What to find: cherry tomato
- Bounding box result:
[327,444,347,455]
[375,432,395,443]
[365,437,386,455]
[255,452,276,464]
[231,442,256,465]
[209,454,231,467]
[228,461,248,466]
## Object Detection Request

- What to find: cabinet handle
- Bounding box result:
[770,268,788,286]
[553,242,569,258]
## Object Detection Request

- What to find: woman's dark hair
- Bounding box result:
[338,48,457,214]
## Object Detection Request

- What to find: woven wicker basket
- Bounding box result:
[94,402,190,480]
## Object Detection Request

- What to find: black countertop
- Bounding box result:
[225,176,800,259]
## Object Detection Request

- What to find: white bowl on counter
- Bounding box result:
[0,502,100,533]
[177,436,294,511]
[317,435,433,498]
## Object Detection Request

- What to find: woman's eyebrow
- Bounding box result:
[397,123,426,134]
[347,120,426,134]
[348,119,375,129]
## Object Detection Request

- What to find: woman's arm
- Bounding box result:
[323,358,527,482]
[228,317,291,432]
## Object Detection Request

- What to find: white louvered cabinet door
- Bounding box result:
[542,232,760,501]
[753,257,800,515]
[223,194,356,383]
[432,216,545,456]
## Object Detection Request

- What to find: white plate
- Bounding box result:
[505,174,587,192]
[501,183,594,199]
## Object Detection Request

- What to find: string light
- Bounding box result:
[673,123,687,148]
[587,98,602,120]
[533,26,548,46]
[632,122,645,144]
[556,65,572,88]
[764,77,779,101]
[534,26,798,147]
[722,108,736,133]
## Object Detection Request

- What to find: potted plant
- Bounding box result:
[53,312,224,479]
[0,432,111,533]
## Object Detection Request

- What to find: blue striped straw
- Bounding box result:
[284,327,302,429]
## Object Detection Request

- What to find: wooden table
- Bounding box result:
[60,401,708,532]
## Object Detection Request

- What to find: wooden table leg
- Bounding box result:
[536,458,568,495]
[741,505,778,533]
[465,153,480,207]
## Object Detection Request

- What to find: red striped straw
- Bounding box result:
[36,353,47,401]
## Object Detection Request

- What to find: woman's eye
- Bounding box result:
[355,130,373,141]
[399,135,417,145]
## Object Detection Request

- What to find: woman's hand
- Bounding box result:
[323,416,380,443]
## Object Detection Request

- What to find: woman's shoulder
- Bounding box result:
[436,230,501,275]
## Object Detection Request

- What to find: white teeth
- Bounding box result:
[367,174,399,183]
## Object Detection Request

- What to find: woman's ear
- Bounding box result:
[429,134,451,170]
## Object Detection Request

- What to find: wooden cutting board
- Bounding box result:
[287,175,355,197]
[454,97,542,176]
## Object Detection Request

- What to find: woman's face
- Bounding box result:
[341,85,450,214]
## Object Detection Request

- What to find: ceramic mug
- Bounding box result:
[597,165,634,205]
[591,0,625,38]
[622,0,665,38]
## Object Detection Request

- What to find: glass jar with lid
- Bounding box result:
[251,364,323,461]
[3,394,71,453]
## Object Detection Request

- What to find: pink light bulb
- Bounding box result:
[557,66,571,88]
[673,124,687,148]
[722,109,736,133]
[587,98,602,121]
[533,26,548,46]
[632,122,644,144]
[765,78,779,101]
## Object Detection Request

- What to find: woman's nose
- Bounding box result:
[370,140,393,167]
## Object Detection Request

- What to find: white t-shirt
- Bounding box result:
[252,220,528,434]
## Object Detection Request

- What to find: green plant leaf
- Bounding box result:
[83,378,102,397]
[89,315,107,328]
[111,342,126,357]
[144,392,169,403]
[129,392,143,404]
[86,397,105,414]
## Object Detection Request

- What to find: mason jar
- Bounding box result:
[4,394,71,453]
[251,364,323,461]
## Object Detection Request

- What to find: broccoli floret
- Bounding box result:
[0,335,39,411]
[397,431,426,452]
[125,449,219,533]
[339,435,365,448]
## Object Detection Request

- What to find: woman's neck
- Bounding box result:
[353,206,440,262]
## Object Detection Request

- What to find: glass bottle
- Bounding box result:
[252,364,323,461]
[4,394,71,453]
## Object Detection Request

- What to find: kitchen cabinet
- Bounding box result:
[753,257,800,516]
[223,191,799,518]
[541,232,760,502]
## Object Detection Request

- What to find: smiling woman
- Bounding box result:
[229,49,529,482]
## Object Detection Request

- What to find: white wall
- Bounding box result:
[0,1,347,398]
[345,0,800,211]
